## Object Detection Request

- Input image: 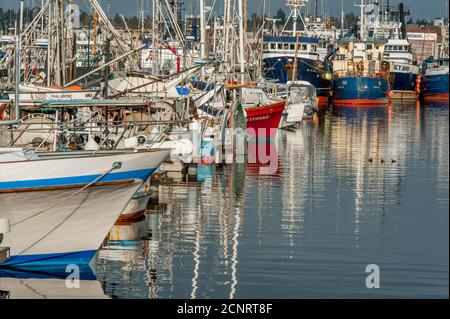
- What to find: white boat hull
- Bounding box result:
[0,182,142,266]
[0,150,170,268]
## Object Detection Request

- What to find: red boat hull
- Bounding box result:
[0,103,7,120]
[245,101,286,137]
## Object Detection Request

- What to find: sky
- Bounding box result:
[0,0,448,19]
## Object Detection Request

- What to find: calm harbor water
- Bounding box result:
[1,101,448,298]
[96,101,449,299]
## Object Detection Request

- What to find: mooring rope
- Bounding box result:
[11,162,122,228]
[12,162,123,256]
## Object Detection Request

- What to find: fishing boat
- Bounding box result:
[244,101,286,137]
[364,1,419,100]
[275,81,318,125]
[384,39,420,100]
[0,149,170,269]
[8,84,100,107]
[261,1,332,106]
[240,86,286,136]
[332,1,391,106]
[420,57,449,102]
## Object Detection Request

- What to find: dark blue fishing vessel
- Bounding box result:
[420,57,449,102]
[363,1,420,100]
[261,1,332,106]
[384,39,420,100]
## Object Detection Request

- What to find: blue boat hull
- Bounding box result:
[390,71,418,92]
[333,77,390,106]
[1,250,97,268]
[421,73,449,100]
[263,56,331,99]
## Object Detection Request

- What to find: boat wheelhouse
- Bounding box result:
[262,35,329,105]
[384,39,420,99]
[261,0,332,106]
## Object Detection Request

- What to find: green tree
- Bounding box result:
[273,9,286,27]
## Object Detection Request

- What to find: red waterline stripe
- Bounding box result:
[334,99,389,106]
[422,93,449,101]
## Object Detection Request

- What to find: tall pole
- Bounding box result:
[238,0,246,83]
[292,6,298,36]
[200,0,206,60]
[314,0,318,19]
[341,0,344,36]
[41,0,44,33]
[359,0,365,40]
[19,0,24,32]
[243,0,247,35]
[47,1,52,86]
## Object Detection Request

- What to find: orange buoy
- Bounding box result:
[415,76,421,94]
[388,90,394,99]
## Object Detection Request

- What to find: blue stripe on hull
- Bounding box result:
[333,77,390,102]
[0,168,156,191]
[390,71,418,92]
[263,56,330,96]
[421,73,449,97]
[1,250,97,267]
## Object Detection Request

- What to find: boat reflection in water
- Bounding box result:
[40,100,447,298]
[0,268,108,299]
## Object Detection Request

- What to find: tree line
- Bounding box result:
[0,6,439,35]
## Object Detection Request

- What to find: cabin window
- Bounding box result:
[302,44,307,51]
[277,43,283,50]
[270,43,276,50]
[290,43,295,50]
[367,44,373,50]
[376,46,379,50]
[312,44,317,52]
[393,45,398,51]
[263,43,268,50]
[284,43,289,50]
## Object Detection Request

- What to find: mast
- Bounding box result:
[285,1,308,36]
[356,0,366,40]
[200,0,206,60]
[93,6,98,55]
[341,0,344,36]
[238,0,246,83]
[19,0,25,32]
[292,2,298,36]
[314,0,318,19]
